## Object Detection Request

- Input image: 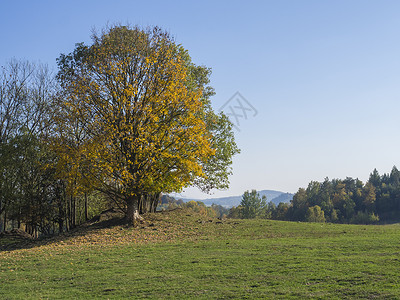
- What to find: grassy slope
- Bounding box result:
[1,209,400,299]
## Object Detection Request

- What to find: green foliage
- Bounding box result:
[290,188,308,221]
[330,209,339,222]
[285,166,400,224]
[350,211,380,224]
[232,167,400,224]
[362,182,376,211]
[210,203,230,218]
[0,60,65,235]
[227,192,289,221]
[264,201,276,219]
[305,205,325,223]
[158,196,223,218]
[227,205,242,219]
[3,134,62,235]
[273,202,290,220]
[239,190,267,219]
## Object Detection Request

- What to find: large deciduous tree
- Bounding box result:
[55,25,239,225]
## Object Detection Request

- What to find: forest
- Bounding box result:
[230,167,400,224]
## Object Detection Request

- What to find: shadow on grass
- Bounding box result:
[0,208,186,252]
[0,208,128,252]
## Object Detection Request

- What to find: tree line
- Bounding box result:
[159,195,229,218]
[0,25,239,236]
[230,167,400,224]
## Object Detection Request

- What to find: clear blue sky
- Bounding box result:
[2,0,400,199]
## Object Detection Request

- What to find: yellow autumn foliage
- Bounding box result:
[53,25,215,202]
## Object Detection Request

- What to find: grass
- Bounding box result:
[1,209,400,299]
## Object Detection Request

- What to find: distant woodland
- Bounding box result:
[230,167,400,224]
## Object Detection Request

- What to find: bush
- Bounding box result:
[350,211,380,224]
[305,205,325,223]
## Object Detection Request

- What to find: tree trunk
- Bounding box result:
[148,192,160,213]
[57,201,64,233]
[0,201,2,232]
[69,195,76,229]
[126,195,142,226]
[84,192,88,221]
[18,207,22,229]
[138,195,144,214]
[67,194,71,230]
[58,218,64,234]
[72,195,76,228]
[142,194,149,214]
[3,211,7,231]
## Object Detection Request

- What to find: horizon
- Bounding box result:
[171,188,292,201]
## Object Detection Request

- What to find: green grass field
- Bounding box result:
[1,209,400,299]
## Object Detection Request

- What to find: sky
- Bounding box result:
[1,0,400,199]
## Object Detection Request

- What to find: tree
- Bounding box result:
[265,201,276,219]
[363,181,376,211]
[306,181,320,207]
[211,203,230,218]
[369,168,381,188]
[274,202,289,220]
[350,211,379,224]
[227,206,242,219]
[290,188,308,221]
[8,133,64,237]
[305,205,325,223]
[0,60,57,232]
[390,166,400,187]
[55,25,238,225]
[331,180,355,221]
[239,190,267,219]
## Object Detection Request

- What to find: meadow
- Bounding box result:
[1,209,400,299]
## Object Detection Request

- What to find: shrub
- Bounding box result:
[350,211,380,224]
[305,205,325,223]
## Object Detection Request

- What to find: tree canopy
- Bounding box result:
[54,25,239,224]
[239,190,267,219]
[230,166,400,224]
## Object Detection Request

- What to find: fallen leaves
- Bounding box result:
[0,209,230,261]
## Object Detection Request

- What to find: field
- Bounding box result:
[1,209,400,299]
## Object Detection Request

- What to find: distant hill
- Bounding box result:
[176,190,293,208]
[268,192,293,205]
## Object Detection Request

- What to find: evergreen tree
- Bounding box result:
[239,190,267,219]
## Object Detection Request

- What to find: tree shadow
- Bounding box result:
[0,208,128,252]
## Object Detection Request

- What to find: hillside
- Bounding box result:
[2,209,400,299]
[179,189,294,207]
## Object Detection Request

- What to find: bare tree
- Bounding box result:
[0,59,56,141]
[0,59,57,232]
